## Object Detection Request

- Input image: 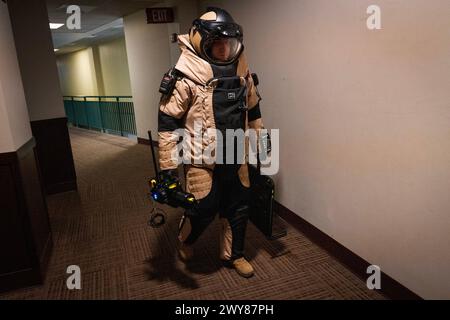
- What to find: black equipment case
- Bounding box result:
[248,163,287,240]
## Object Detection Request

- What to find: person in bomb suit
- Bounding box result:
[157,7,265,278]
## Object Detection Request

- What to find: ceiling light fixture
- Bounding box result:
[49,23,64,29]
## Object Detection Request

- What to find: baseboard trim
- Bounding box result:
[37,232,53,283]
[46,180,78,195]
[137,137,158,148]
[0,268,41,294]
[0,231,56,294]
[274,201,422,300]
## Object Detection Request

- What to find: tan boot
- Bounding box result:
[232,257,254,278]
[178,243,194,262]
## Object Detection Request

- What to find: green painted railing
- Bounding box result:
[63,96,137,137]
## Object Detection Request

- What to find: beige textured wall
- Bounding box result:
[123,9,172,139]
[201,0,450,299]
[7,0,66,122]
[123,0,199,139]
[57,48,99,96]
[56,37,133,97]
[97,38,132,96]
[0,2,32,152]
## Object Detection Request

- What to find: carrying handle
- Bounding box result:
[206,76,247,89]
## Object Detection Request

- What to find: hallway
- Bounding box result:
[0,128,385,300]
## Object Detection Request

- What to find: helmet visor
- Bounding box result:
[203,37,243,65]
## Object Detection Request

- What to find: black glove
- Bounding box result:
[151,168,196,209]
[159,168,178,181]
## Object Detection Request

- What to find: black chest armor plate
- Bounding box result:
[210,63,247,132]
[210,63,248,173]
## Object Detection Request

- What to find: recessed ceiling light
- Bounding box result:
[49,23,64,29]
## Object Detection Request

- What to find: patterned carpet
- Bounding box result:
[0,127,386,300]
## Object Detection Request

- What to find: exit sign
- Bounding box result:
[146,8,174,24]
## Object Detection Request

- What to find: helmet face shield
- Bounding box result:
[191,13,244,65]
[203,37,243,65]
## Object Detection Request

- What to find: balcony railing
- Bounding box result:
[63,96,137,137]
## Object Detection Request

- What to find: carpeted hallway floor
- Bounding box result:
[1,127,386,300]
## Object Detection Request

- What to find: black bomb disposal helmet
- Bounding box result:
[189,7,244,65]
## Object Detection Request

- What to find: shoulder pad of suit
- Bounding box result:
[159,68,184,96]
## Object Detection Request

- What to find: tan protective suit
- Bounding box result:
[158,34,263,198]
[158,34,264,260]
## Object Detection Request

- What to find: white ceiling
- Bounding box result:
[47,0,161,54]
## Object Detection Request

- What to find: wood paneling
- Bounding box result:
[0,138,53,293]
[30,117,77,194]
